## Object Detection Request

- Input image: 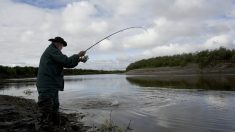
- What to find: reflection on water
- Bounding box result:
[0,74,235,132]
[0,78,38,98]
[126,74,235,90]
[0,78,36,89]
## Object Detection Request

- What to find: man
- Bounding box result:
[36,36,88,126]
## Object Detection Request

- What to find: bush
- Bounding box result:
[126,47,235,71]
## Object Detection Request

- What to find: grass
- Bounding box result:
[99,111,133,132]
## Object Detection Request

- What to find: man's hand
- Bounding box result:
[80,55,89,63]
[78,51,86,57]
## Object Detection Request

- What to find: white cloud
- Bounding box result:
[228,9,235,17]
[141,43,200,58]
[160,0,232,20]
[0,0,235,70]
[122,17,207,49]
[89,21,108,34]
[123,28,158,48]
[115,0,145,16]
[97,39,113,51]
[204,34,234,49]
[61,1,97,34]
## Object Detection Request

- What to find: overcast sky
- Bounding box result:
[0,0,235,70]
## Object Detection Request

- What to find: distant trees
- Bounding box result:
[126,47,235,71]
[63,69,124,75]
[0,66,124,79]
[0,66,38,78]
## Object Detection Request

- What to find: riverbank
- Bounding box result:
[126,63,235,75]
[0,65,124,79]
[0,95,91,132]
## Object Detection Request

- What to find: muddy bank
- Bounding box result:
[0,95,91,132]
[126,64,235,75]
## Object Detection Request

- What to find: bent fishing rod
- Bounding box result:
[79,26,145,63]
[85,26,145,52]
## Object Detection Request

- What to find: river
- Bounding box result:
[1,74,235,132]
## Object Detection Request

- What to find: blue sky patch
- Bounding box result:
[12,0,79,9]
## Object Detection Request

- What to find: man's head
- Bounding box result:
[49,36,67,50]
[54,42,64,50]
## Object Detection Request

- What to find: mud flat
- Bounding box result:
[0,95,91,132]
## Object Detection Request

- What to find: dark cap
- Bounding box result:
[48,36,67,47]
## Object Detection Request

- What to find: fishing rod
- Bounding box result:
[80,26,145,63]
[85,26,145,52]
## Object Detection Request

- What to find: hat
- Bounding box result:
[48,36,67,47]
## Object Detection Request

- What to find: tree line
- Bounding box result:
[0,66,124,79]
[126,47,235,71]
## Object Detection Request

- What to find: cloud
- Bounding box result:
[141,43,200,58]
[122,16,208,49]
[0,0,235,70]
[157,0,233,20]
[115,0,145,16]
[96,39,113,51]
[89,21,108,33]
[123,28,158,48]
[204,34,234,49]
[61,1,97,34]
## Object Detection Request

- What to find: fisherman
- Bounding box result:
[36,36,88,127]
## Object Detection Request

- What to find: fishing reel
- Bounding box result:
[79,55,89,63]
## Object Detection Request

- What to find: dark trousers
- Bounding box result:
[37,88,59,123]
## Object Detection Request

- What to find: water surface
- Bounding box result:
[0,74,235,132]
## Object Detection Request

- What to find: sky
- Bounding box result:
[0,0,235,70]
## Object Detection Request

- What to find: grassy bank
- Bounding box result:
[126,47,235,71]
[126,63,235,75]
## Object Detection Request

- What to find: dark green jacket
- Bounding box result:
[37,44,80,91]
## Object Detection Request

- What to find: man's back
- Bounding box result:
[37,44,64,91]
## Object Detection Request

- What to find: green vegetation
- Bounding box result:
[100,111,132,132]
[0,65,124,79]
[0,66,38,79]
[63,69,124,75]
[126,47,235,71]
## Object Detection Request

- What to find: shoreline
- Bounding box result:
[0,95,91,132]
[126,64,235,75]
[0,73,125,80]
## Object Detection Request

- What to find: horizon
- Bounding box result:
[0,46,233,70]
[1,0,235,70]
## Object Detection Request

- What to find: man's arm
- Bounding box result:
[50,50,80,68]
